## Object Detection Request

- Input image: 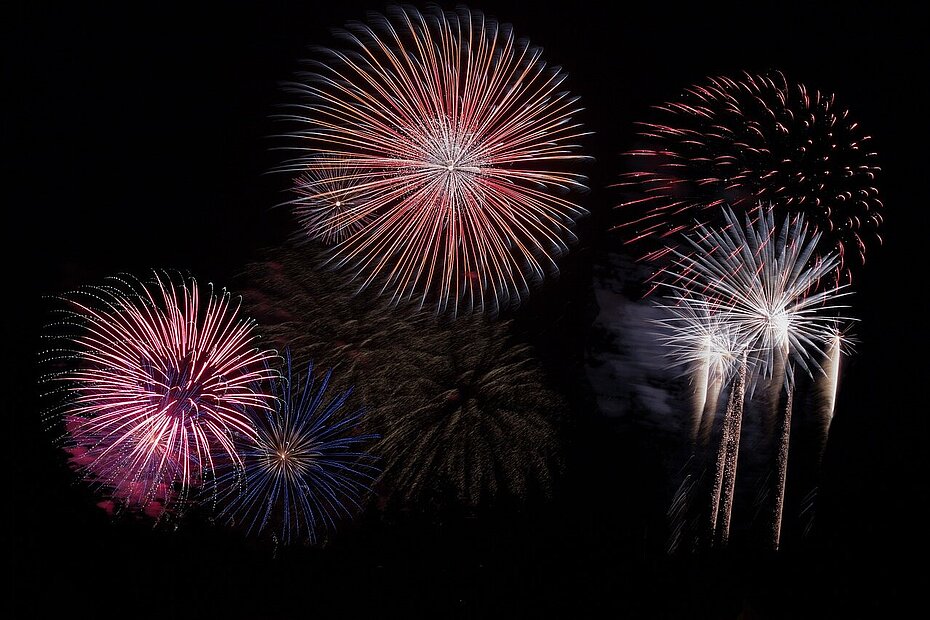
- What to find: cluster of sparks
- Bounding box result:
[47,273,278,510]
[44,273,377,544]
[655,205,852,547]
[281,5,589,315]
[618,70,882,282]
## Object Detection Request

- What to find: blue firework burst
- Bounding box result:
[219,353,379,545]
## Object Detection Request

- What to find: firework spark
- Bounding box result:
[280,5,590,314]
[618,70,881,281]
[43,272,278,512]
[218,353,378,545]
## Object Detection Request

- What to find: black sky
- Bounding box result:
[7,2,928,618]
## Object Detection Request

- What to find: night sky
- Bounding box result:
[9,2,928,618]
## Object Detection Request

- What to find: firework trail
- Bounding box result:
[618,70,881,283]
[658,204,851,547]
[814,331,845,458]
[715,354,746,545]
[218,352,378,545]
[654,298,740,446]
[280,5,590,314]
[42,272,278,512]
[770,385,794,549]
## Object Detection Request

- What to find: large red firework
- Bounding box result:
[617,70,882,280]
[49,272,278,512]
[280,5,590,315]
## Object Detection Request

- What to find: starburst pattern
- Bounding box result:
[280,5,589,314]
[292,158,371,246]
[219,353,378,545]
[43,272,278,511]
[618,70,881,280]
[661,205,851,390]
[373,317,563,507]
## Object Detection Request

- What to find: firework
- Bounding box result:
[658,204,851,547]
[238,245,561,508]
[292,158,371,245]
[618,70,881,280]
[654,297,742,445]
[814,330,846,454]
[374,317,563,507]
[280,5,589,314]
[218,353,378,545]
[666,205,851,390]
[43,272,278,512]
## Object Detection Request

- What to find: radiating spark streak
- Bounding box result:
[281,6,589,314]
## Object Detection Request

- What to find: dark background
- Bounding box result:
[7,2,927,618]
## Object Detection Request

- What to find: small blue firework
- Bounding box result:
[219,352,379,545]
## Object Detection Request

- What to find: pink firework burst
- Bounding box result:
[280,5,590,315]
[47,272,278,512]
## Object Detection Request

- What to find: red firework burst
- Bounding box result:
[280,5,590,315]
[48,272,278,512]
[617,70,882,281]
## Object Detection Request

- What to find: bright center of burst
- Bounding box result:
[768,310,791,344]
[335,200,342,207]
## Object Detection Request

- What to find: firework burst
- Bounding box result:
[653,297,742,445]
[665,205,851,391]
[42,272,278,512]
[280,5,590,314]
[618,70,881,280]
[373,317,563,507]
[292,158,371,246]
[218,353,378,545]
[657,204,852,547]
